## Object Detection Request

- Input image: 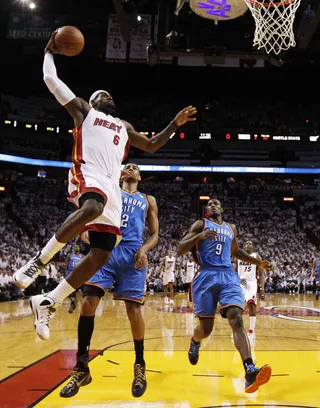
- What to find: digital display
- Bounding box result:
[3,120,318,143]
[238,134,251,140]
[199,133,211,139]
[272,136,300,141]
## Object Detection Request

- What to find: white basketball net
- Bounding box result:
[243,0,302,55]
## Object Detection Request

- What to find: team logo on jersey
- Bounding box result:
[93,117,122,133]
[239,261,252,266]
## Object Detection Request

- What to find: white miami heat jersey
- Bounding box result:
[165,256,176,274]
[237,252,259,281]
[186,261,196,281]
[73,108,130,182]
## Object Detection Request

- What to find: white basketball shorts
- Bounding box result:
[240,280,258,304]
[163,272,175,286]
[185,273,194,284]
[68,164,122,246]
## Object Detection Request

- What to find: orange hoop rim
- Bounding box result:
[248,0,296,7]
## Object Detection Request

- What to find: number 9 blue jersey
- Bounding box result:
[120,190,148,246]
[195,219,234,268]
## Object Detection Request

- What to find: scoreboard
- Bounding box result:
[141,131,319,143]
[4,120,319,143]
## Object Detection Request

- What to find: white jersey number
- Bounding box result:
[121,214,129,228]
[216,243,222,255]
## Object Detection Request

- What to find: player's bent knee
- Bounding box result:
[225,306,244,330]
[230,315,244,331]
[80,295,100,316]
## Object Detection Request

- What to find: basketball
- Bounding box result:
[54,26,85,57]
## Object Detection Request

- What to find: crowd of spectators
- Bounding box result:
[1,49,319,301]
[1,172,319,302]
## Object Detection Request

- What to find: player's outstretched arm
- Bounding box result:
[123,106,197,153]
[134,195,159,269]
[43,31,90,128]
[230,225,272,270]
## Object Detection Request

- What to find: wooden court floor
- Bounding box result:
[1,292,320,407]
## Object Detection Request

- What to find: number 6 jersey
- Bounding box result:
[68,108,130,245]
[237,253,259,281]
[120,189,148,245]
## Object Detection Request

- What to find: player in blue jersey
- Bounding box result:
[60,163,159,399]
[312,251,320,300]
[178,198,273,394]
[64,245,84,313]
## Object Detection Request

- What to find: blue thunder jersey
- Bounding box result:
[67,252,83,271]
[120,190,148,245]
[195,219,234,268]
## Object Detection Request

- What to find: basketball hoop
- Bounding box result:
[243,0,302,55]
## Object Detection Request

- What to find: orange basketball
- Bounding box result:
[54,26,85,57]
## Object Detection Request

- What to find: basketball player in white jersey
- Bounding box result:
[235,240,265,340]
[160,250,176,305]
[13,31,197,341]
[186,254,197,307]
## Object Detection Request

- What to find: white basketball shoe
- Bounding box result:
[29,294,56,340]
[13,251,46,289]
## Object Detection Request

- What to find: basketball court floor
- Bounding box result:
[1,293,320,407]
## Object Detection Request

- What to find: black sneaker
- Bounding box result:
[188,338,201,365]
[132,363,147,398]
[60,368,92,398]
[245,364,272,393]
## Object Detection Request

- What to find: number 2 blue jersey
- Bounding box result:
[120,190,148,246]
[196,219,234,268]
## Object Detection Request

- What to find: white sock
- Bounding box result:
[49,280,76,305]
[39,235,66,264]
[249,316,256,332]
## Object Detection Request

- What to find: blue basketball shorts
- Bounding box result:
[191,267,244,318]
[86,244,147,304]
